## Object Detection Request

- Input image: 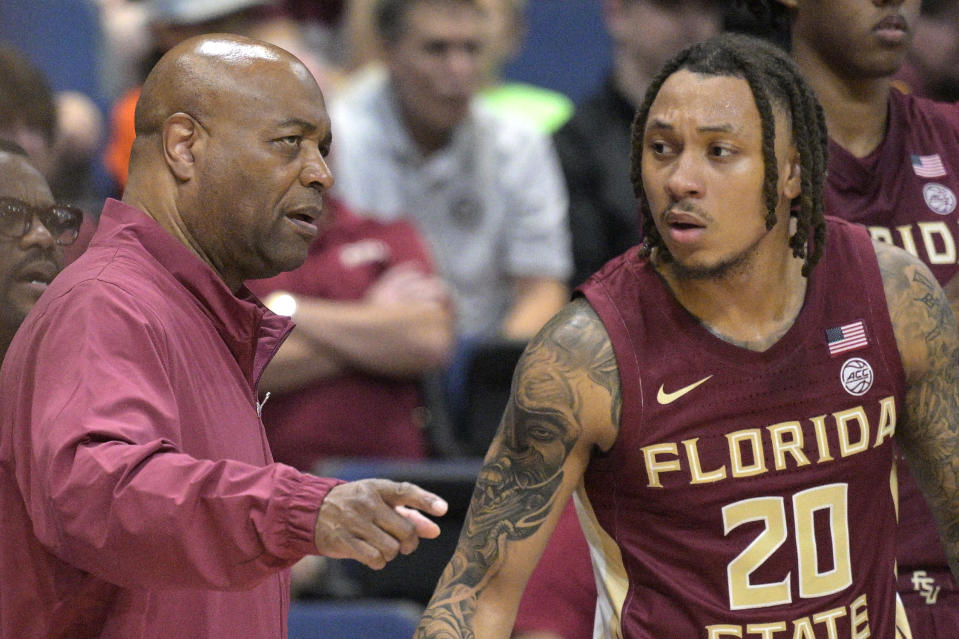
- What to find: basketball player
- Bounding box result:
[730,1,959,632]
[415,33,959,638]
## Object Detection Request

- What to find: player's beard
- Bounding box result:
[665,214,774,283]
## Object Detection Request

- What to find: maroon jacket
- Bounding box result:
[0,199,341,638]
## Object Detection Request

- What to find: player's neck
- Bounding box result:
[658,246,808,353]
[795,55,891,159]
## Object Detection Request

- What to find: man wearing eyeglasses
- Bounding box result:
[0,139,81,361]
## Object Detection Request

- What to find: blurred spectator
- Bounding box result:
[0,43,101,261]
[0,43,103,207]
[329,0,571,341]
[344,0,574,133]
[101,0,329,194]
[248,195,455,598]
[896,0,959,101]
[328,0,572,427]
[247,196,455,472]
[0,44,58,185]
[256,0,352,77]
[94,0,155,101]
[556,0,721,287]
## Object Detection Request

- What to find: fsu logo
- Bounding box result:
[840,358,874,396]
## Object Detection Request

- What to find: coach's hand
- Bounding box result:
[313,479,448,569]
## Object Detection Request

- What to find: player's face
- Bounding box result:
[384,1,487,137]
[641,70,800,280]
[184,50,334,289]
[0,153,61,334]
[781,0,921,79]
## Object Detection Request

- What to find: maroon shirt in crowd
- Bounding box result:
[248,199,433,470]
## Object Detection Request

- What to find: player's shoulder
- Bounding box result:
[891,88,959,130]
[524,298,613,376]
[519,298,621,448]
[871,235,956,381]
[871,235,933,283]
[548,297,605,335]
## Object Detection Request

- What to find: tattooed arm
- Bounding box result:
[878,240,959,580]
[416,298,620,639]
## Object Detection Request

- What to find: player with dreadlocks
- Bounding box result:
[728,2,959,634]
[631,31,827,277]
[415,31,959,639]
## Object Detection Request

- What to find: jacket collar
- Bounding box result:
[93,199,293,385]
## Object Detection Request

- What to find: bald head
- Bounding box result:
[133,34,316,142]
[123,32,334,291]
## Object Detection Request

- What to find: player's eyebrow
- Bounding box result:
[646,119,737,134]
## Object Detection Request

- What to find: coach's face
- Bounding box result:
[0,152,61,334]
[180,45,334,290]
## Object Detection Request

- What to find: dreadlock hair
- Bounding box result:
[630,32,828,277]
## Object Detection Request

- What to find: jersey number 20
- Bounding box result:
[722,483,853,610]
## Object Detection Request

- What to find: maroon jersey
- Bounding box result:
[827,90,959,287]
[826,89,959,611]
[577,218,908,638]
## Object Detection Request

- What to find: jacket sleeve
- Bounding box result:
[10,281,343,591]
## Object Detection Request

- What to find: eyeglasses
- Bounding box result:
[0,197,83,246]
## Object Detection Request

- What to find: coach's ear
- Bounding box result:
[162,112,204,182]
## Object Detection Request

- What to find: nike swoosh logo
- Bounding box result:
[657,375,713,405]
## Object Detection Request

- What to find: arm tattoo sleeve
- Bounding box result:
[879,242,959,580]
[416,299,620,638]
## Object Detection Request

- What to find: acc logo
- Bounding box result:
[922,183,957,215]
[840,358,874,396]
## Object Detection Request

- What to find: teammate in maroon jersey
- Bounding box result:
[414,33,959,638]
[731,1,959,633]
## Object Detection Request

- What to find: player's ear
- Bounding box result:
[162,112,203,182]
[783,147,801,201]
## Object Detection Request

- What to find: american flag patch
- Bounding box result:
[826,320,868,356]
[911,153,947,178]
